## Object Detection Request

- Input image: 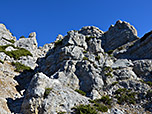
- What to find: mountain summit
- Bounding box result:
[0,20,152,114]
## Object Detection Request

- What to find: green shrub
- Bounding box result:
[11,62,31,72]
[103,66,113,72]
[111,81,118,86]
[94,95,112,106]
[105,72,113,78]
[2,37,15,43]
[72,104,97,114]
[83,50,87,53]
[107,50,114,55]
[115,88,136,104]
[83,57,89,61]
[75,89,86,96]
[57,111,66,114]
[0,45,32,60]
[67,31,71,34]
[73,30,78,32]
[44,88,53,98]
[0,45,14,52]
[0,60,4,64]
[20,36,25,38]
[139,79,145,83]
[94,103,108,112]
[93,63,98,69]
[146,81,152,87]
[115,88,127,94]
[5,48,32,60]
[139,80,152,87]
[95,56,100,61]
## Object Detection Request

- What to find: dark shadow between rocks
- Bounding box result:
[6,97,24,113]
[6,69,36,113]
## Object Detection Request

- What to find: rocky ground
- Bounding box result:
[0,20,152,114]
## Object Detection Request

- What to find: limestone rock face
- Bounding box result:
[21,73,89,114]
[14,32,38,56]
[116,33,152,60]
[0,24,16,46]
[103,20,138,52]
[0,21,152,114]
[79,26,104,37]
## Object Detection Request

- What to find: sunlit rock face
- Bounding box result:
[0,21,152,114]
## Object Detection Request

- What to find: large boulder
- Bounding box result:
[21,73,89,114]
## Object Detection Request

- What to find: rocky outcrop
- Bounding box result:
[116,32,152,60]
[0,20,152,114]
[102,20,138,52]
[21,73,89,114]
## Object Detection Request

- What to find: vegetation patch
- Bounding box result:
[139,80,152,87]
[107,50,114,55]
[2,37,15,43]
[44,88,53,98]
[75,89,86,96]
[103,66,113,78]
[57,111,66,114]
[111,81,118,86]
[20,36,25,38]
[0,45,15,52]
[83,57,89,61]
[103,66,113,72]
[146,81,152,87]
[0,45,32,59]
[105,72,113,78]
[95,56,100,61]
[94,95,112,106]
[114,88,137,105]
[94,103,108,112]
[83,50,87,53]
[72,104,98,114]
[0,60,4,64]
[11,62,31,72]
[88,95,112,113]
[5,48,32,60]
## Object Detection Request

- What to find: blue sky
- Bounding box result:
[0,0,152,46]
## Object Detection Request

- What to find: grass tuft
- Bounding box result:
[75,89,86,96]
[44,88,53,98]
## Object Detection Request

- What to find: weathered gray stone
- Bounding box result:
[133,60,152,79]
[14,32,38,57]
[103,20,138,52]
[55,34,63,41]
[114,68,137,80]
[112,59,133,69]
[116,33,152,60]
[79,26,104,38]
[21,72,89,114]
